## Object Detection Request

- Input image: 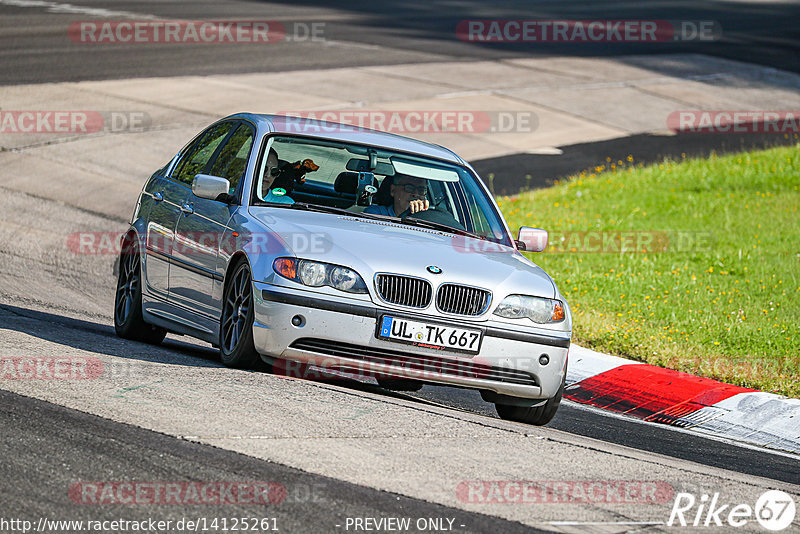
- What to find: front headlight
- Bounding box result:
[297,261,326,287]
[493,294,565,324]
[273,258,368,294]
[329,266,362,292]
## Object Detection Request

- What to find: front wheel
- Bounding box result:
[219,258,264,369]
[114,237,167,344]
[495,374,565,426]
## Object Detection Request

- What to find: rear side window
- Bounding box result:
[208,123,255,193]
[172,122,236,185]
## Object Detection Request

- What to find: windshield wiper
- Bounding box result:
[395,215,490,241]
[267,202,389,222]
[260,202,494,242]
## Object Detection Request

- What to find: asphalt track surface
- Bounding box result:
[1,0,798,85]
[1,291,799,528]
[3,301,800,489]
[0,388,541,533]
[1,0,800,531]
[2,0,798,191]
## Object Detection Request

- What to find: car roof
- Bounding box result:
[228,113,465,165]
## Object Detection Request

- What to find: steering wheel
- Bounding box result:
[397,206,465,230]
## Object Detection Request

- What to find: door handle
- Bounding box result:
[153,191,164,202]
[180,203,194,215]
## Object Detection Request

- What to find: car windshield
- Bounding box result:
[251,135,512,246]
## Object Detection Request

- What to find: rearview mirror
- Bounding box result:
[346,157,395,176]
[192,174,231,202]
[517,227,548,252]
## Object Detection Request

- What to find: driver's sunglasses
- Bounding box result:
[267,166,282,178]
[397,183,427,195]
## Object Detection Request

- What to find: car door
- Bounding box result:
[170,121,253,319]
[143,173,187,298]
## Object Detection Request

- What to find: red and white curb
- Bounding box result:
[565,345,800,455]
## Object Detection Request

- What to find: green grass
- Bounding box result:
[498,144,800,397]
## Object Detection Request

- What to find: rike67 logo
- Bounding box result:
[668,490,796,531]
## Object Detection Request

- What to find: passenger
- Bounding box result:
[261,148,294,204]
[364,174,428,217]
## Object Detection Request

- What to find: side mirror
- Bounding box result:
[192,174,231,202]
[517,227,548,252]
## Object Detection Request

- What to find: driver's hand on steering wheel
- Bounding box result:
[408,199,429,214]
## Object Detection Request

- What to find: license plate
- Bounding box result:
[377,315,483,354]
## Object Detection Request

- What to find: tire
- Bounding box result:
[377,378,424,392]
[114,237,167,344]
[219,258,264,370]
[495,373,565,426]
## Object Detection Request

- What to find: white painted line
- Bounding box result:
[548,521,665,526]
[0,0,157,19]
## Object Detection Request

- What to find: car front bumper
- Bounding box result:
[252,282,570,400]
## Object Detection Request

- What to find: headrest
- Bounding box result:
[375,175,394,206]
[333,172,361,194]
[334,172,379,195]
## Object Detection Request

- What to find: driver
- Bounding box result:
[364,174,428,217]
[260,148,294,204]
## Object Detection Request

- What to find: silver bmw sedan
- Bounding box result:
[114,113,572,425]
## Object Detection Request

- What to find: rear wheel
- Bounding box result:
[219,259,264,369]
[495,374,565,426]
[114,237,167,344]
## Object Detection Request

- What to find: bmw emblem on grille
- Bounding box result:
[426,265,442,274]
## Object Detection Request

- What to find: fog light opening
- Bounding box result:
[539,354,550,366]
[291,315,306,327]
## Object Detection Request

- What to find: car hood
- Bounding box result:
[250,208,556,299]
